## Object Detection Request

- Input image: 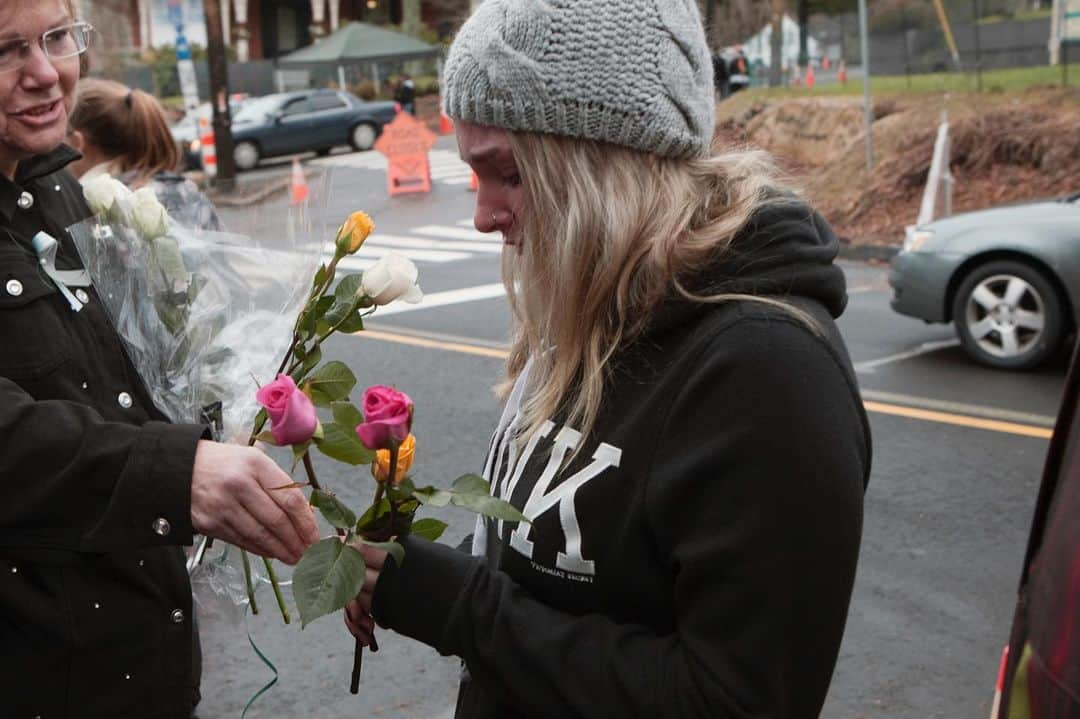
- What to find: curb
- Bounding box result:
[838,241,899,263]
[206,177,291,208]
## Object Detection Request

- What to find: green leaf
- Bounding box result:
[412,485,453,508]
[291,440,311,459]
[409,518,448,542]
[357,538,405,568]
[314,422,376,465]
[300,296,335,340]
[451,474,491,495]
[292,537,366,627]
[301,345,322,376]
[310,489,357,530]
[312,263,328,290]
[335,308,365,335]
[451,492,529,523]
[254,431,277,445]
[253,407,268,430]
[331,400,363,430]
[387,476,416,502]
[307,361,356,406]
[355,498,392,533]
[334,273,364,302]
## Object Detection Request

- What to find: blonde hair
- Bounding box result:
[69,78,179,185]
[502,133,814,447]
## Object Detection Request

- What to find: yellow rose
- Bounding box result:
[372,433,415,485]
[335,211,375,256]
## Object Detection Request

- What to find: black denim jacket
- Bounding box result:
[0,146,206,718]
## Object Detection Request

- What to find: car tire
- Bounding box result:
[316,148,332,157]
[350,123,377,152]
[233,141,260,171]
[952,259,1065,370]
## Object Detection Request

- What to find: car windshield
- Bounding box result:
[233,96,284,123]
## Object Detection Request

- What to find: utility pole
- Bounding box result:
[203,0,236,188]
[858,0,873,171]
[769,0,784,87]
[798,0,809,68]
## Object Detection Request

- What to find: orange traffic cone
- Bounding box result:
[990,646,1009,719]
[806,63,816,89]
[469,170,478,192]
[290,157,309,205]
[439,111,454,135]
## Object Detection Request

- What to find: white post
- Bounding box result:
[338,64,346,89]
[858,0,873,172]
[918,114,952,226]
[310,0,325,36]
[371,62,381,94]
[330,0,340,31]
[233,0,249,62]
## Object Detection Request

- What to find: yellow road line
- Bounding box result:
[357,329,509,359]
[862,401,1052,439]
[354,329,1053,440]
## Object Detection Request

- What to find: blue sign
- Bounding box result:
[176,32,191,60]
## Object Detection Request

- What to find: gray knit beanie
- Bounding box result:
[443,0,715,160]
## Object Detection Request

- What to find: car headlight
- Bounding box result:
[903,228,934,253]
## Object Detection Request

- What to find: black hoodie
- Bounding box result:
[372,200,872,718]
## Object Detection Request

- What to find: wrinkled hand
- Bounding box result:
[190,440,319,564]
[343,542,388,646]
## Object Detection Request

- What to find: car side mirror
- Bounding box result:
[270,111,283,124]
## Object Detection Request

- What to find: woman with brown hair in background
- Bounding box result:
[68,77,221,230]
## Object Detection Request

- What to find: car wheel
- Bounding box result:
[350,123,377,151]
[952,259,1065,370]
[316,148,332,157]
[233,141,260,171]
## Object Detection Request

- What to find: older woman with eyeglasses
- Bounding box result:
[0,1,321,715]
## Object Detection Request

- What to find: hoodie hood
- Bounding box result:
[649,198,848,338]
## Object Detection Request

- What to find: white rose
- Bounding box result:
[130,186,168,238]
[83,174,131,217]
[360,252,423,306]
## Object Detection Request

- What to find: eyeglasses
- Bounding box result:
[0,22,94,74]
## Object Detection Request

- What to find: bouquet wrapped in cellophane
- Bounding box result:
[67,174,321,442]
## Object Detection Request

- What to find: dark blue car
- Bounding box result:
[229,90,398,171]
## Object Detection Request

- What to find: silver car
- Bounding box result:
[889,193,1080,369]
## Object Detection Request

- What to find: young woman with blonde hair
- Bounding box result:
[68,77,221,230]
[345,1,872,716]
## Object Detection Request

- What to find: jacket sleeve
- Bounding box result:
[0,377,207,553]
[373,313,870,718]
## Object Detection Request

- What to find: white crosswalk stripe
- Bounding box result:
[311,149,473,185]
[317,220,503,269]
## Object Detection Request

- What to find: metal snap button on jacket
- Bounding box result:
[75,289,89,304]
[152,517,171,536]
[17,191,33,210]
[5,279,22,296]
[171,608,185,624]
[117,391,133,408]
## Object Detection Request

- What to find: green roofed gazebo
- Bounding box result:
[277,22,442,90]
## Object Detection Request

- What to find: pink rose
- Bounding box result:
[256,374,319,445]
[355,385,413,450]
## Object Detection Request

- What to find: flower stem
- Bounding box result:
[386,445,399,536]
[262,557,290,624]
[241,549,259,615]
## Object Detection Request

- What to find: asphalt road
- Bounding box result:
[193,140,1067,719]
